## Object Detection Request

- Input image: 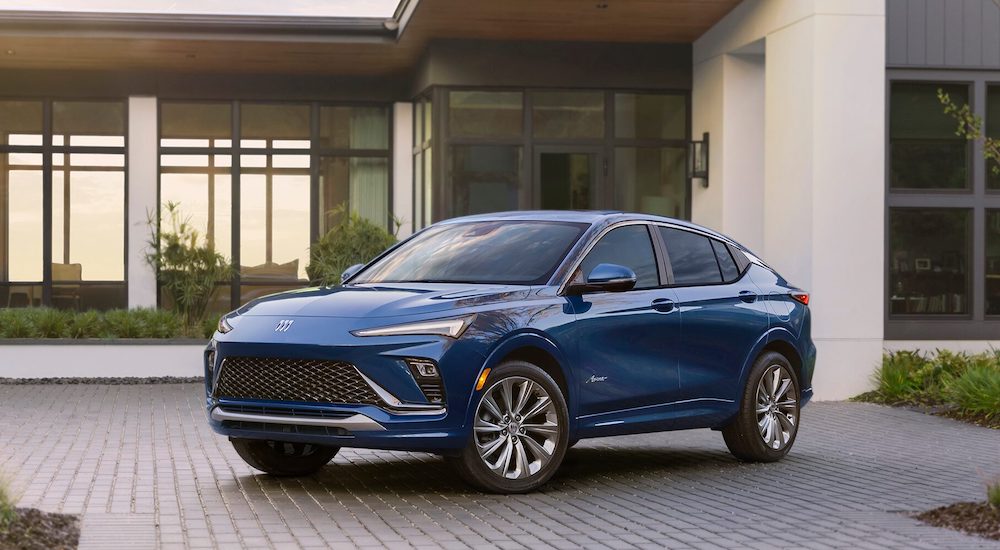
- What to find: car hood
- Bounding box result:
[241,283,533,319]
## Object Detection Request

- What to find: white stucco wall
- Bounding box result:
[693,0,886,400]
[127,96,160,309]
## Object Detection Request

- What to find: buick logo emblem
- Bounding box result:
[274,319,294,332]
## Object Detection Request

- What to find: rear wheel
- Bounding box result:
[448,361,569,493]
[231,438,340,476]
[722,351,800,462]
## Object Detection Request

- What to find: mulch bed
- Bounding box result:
[915,502,1000,541]
[0,376,203,385]
[0,508,79,550]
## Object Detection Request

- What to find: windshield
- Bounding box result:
[353,221,588,285]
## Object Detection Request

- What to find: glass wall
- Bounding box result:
[887,79,1000,337]
[159,101,390,311]
[416,88,688,227]
[0,99,127,309]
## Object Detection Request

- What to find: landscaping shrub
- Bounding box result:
[0,476,15,532]
[0,308,211,339]
[873,350,927,402]
[945,365,1000,418]
[147,202,234,328]
[307,206,397,287]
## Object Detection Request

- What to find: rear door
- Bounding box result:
[656,226,770,403]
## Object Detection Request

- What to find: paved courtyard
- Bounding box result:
[0,383,998,549]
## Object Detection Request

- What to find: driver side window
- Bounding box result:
[578,225,659,289]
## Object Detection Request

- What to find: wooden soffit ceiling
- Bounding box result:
[0,0,741,76]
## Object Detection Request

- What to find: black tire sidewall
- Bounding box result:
[231,438,340,477]
[456,360,570,493]
[726,351,800,462]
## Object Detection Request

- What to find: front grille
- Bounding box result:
[213,356,383,406]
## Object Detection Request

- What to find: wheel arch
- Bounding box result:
[738,328,805,398]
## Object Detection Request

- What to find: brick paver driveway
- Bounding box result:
[0,383,998,550]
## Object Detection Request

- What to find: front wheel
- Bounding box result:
[231,438,340,476]
[448,361,569,493]
[722,351,800,462]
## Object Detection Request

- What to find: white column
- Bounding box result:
[127,96,158,309]
[392,102,414,238]
[693,0,886,400]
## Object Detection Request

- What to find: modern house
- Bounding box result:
[0,0,996,399]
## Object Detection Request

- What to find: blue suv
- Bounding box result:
[206,211,815,493]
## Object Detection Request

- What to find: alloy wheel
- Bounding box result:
[755,365,798,450]
[474,376,559,479]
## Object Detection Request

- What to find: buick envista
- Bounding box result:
[205,211,815,493]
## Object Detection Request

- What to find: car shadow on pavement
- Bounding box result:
[224,446,746,497]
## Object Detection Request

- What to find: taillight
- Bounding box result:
[790,291,809,306]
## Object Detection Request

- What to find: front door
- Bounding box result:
[534,147,604,210]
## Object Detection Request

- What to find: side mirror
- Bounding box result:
[567,263,637,294]
[341,263,365,284]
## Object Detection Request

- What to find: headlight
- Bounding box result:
[351,315,476,339]
[217,312,239,334]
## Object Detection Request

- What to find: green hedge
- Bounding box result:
[0,308,217,339]
[860,349,1000,421]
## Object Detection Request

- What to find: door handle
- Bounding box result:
[739,290,758,303]
[651,298,675,312]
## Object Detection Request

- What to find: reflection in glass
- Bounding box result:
[889,83,968,190]
[52,155,125,281]
[985,87,1000,190]
[531,91,604,139]
[240,104,310,146]
[450,146,521,216]
[0,100,43,147]
[615,93,686,140]
[889,208,970,315]
[319,106,388,150]
[53,101,125,146]
[159,155,233,255]
[240,155,310,281]
[318,157,389,232]
[658,227,722,285]
[988,211,1000,315]
[539,152,592,210]
[448,91,522,138]
[579,225,658,289]
[615,147,687,219]
[2,154,43,282]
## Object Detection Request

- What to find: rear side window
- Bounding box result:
[579,225,659,289]
[711,240,740,282]
[727,243,751,272]
[658,227,722,285]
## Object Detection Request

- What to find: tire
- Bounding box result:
[231,438,340,476]
[722,351,801,463]
[447,360,570,494]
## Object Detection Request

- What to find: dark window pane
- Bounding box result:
[448,91,522,139]
[0,284,44,308]
[985,87,1000,190]
[727,243,751,272]
[889,208,970,315]
[1,154,43,283]
[355,221,586,286]
[659,227,722,285]
[532,91,604,139]
[52,153,126,281]
[318,106,388,150]
[53,101,125,146]
[615,147,687,219]
[615,93,685,140]
[240,104,310,146]
[580,225,658,289]
[318,156,389,232]
[712,240,740,282]
[889,83,968,189]
[51,283,126,311]
[539,152,593,210]
[450,145,521,217]
[987,210,1000,315]
[160,102,231,146]
[161,284,232,315]
[0,100,43,146]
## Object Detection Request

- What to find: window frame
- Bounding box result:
[0,96,129,309]
[885,70,1000,340]
[157,99,393,311]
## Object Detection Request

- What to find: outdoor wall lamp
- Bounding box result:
[689,132,709,188]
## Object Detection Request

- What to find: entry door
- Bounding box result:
[533,147,604,210]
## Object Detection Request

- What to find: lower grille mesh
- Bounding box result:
[213,356,383,406]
